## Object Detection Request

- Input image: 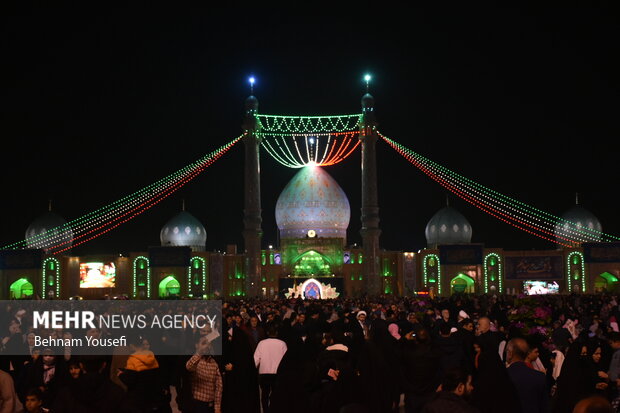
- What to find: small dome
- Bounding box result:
[245,95,259,112]
[425,206,472,248]
[276,165,350,239]
[361,93,374,110]
[25,211,74,252]
[160,211,206,252]
[554,205,602,245]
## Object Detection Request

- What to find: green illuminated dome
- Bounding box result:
[160,211,206,252]
[425,206,472,248]
[25,211,74,252]
[276,165,350,239]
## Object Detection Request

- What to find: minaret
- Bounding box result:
[359,83,382,295]
[242,90,262,297]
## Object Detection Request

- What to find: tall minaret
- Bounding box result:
[359,81,382,295]
[242,90,262,297]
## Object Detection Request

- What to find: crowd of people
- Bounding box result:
[1,293,620,412]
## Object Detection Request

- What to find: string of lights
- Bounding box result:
[380,133,619,246]
[256,114,362,133]
[260,132,360,168]
[5,136,243,253]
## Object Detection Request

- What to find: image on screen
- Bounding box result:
[80,262,116,288]
[523,280,559,295]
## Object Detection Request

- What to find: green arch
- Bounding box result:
[158,275,180,298]
[600,272,619,283]
[450,273,475,294]
[292,250,332,276]
[10,278,34,299]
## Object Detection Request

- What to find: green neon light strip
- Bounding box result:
[256,114,362,133]
[380,133,620,244]
[6,136,242,252]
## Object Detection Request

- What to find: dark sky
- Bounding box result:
[2,6,619,255]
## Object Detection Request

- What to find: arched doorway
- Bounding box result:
[300,278,323,299]
[158,276,180,298]
[594,272,619,293]
[292,250,332,276]
[10,278,34,299]
[450,274,475,294]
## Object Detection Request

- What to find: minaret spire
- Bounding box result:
[242,76,262,297]
[359,74,382,295]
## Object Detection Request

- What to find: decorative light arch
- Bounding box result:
[292,250,332,276]
[133,256,151,298]
[188,257,207,297]
[423,254,441,294]
[450,273,475,294]
[483,253,503,293]
[300,278,324,299]
[42,257,61,298]
[567,251,586,293]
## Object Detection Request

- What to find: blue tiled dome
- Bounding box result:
[276,165,350,239]
[160,211,206,252]
[425,206,472,248]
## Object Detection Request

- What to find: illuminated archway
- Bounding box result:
[158,276,180,298]
[10,278,34,299]
[450,274,475,294]
[133,256,151,298]
[594,272,619,293]
[292,250,332,276]
[300,278,323,299]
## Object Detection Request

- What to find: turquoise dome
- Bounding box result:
[275,165,350,239]
[25,211,74,252]
[425,206,472,248]
[160,211,206,252]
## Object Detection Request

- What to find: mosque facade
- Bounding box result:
[2,93,620,300]
[2,165,620,300]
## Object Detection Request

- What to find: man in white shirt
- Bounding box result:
[254,325,287,413]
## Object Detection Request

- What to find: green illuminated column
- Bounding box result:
[359,93,382,295]
[242,95,262,297]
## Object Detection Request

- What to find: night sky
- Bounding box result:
[2,6,619,256]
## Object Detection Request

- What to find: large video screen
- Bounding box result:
[80,262,116,288]
[523,280,559,295]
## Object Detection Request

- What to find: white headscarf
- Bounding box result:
[552,350,565,381]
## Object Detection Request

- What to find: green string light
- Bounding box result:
[257,114,362,133]
[5,136,242,252]
[380,133,620,244]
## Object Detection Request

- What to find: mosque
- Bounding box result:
[2,93,620,300]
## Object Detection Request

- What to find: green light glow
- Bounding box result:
[483,253,503,293]
[423,254,441,294]
[133,256,151,298]
[292,250,332,276]
[42,257,60,298]
[567,252,586,293]
[188,257,207,297]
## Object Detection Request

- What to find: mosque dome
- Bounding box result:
[275,165,350,239]
[160,210,206,252]
[25,211,74,252]
[361,93,375,110]
[554,203,602,244]
[425,206,472,248]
